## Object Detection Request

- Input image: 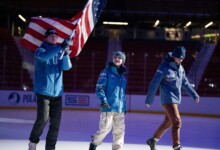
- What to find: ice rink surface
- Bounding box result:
[0,109,220,150]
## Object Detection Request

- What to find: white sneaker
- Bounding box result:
[28,142,37,150]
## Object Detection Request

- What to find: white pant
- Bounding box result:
[92,112,125,150]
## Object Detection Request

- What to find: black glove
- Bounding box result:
[64,51,68,56]
[61,38,72,49]
[100,103,110,108]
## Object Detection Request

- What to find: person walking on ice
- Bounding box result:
[89,51,127,150]
[145,46,200,150]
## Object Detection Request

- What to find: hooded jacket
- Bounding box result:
[34,42,72,97]
[145,52,199,105]
[96,62,127,113]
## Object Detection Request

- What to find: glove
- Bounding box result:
[64,48,72,56]
[64,50,68,56]
[100,103,110,108]
[61,38,72,49]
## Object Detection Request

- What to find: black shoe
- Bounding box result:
[146,138,157,150]
[173,145,182,150]
[89,143,97,150]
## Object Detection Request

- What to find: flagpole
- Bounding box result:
[59,30,76,60]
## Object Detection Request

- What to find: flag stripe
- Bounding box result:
[21,35,39,51]
[32,17,76,31]
[21,0,107,58]
[87,3,95,32]
[31,18,72,38]
[84,3,92,38]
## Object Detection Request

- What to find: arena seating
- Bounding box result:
[0,28,32,90]
[0,29,108,93]
[121,39,201,94]
[63,37,108,92]
[197,40,220,96]
[3,27,219,96]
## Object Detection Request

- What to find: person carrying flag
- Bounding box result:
[28,28,72,150]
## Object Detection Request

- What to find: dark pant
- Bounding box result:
[29,94,62,150]
[153,104,182,147]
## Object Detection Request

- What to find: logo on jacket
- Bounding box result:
[8,92,20,105]
[110,74,116,78]
[166,70,176,78]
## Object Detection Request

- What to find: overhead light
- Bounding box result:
[18,14,26,22]
[191,35,201,39]
[186,21,191,27]
[103,21,128,25]
[205,21,213,28]
[184,21,192,28]
[154,20,160,27]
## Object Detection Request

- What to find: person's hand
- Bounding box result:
[195,98,200,103]
[146,104,151,108]
[100,103,110,108]
[61,38,72,49]
[64,48,72,56]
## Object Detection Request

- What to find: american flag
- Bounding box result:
[65,95,89,106]
[21,0,107,58]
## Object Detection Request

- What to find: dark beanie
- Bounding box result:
[44,28,57,37]
[172,46,186,59]
[112,51,126,63]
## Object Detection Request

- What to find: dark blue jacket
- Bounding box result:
[145,52,199,105]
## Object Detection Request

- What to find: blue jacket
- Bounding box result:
[145,52,199,105]
[34,42,72,97]
[96,62,127,113]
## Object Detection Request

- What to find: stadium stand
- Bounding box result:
[197,40,220,96]
[121,39,201,94]
[1,29,204,95]
[0,28,32,90]
[63,37,108,92]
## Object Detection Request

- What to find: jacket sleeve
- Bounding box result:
[62,55,72,70]
[35,45,62,61]
[145,65,165,105]
[181,70,199,100]
[95,70,108,104]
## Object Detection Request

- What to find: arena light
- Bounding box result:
[184,21,191,28]
[191,33,219,39]
[18,14,26,22]
[103,21,128,25]
[186,21,191,27]
[154,20,160,27]
[205,21,213,28]
[17,26,21,35]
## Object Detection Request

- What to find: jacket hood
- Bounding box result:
[107,62,127,74]
[163,52,182,70]
[162,52,174,64]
